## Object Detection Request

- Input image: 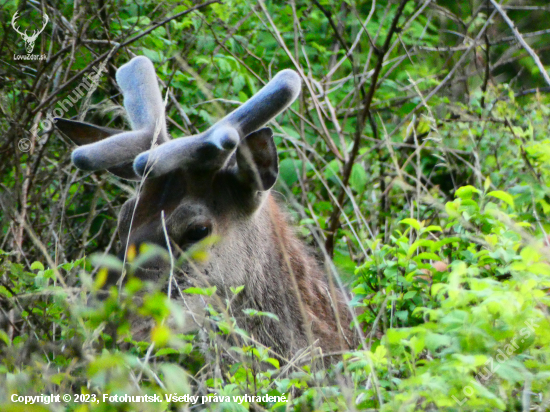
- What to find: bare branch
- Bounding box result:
[489,0,550,87]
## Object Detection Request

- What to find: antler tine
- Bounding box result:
[222,69,302,137]
[133,69,301,177]
[42,12,49,29]
[71,56,169,172]
[29,12,49,41]
[11,11,25,37]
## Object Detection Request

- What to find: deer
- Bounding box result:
[55,56,355,360]
[11,10,49,54]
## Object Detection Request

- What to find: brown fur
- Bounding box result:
[113,167,355,359]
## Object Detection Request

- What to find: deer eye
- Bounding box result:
[185,224,211,242]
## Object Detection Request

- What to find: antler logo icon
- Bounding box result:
[11,11,49,54]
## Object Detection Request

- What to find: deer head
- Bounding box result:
[11,11,49,54]
[55,56,354,357]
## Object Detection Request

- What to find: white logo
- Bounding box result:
[11,10,49,54]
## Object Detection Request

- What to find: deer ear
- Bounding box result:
[55,118,122,145]
[235,127,278,191]
[55,118,140,180]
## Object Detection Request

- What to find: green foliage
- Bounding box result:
[2,183,549,410]
[352,184,550,410]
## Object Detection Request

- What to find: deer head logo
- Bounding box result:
[11,10,49,54]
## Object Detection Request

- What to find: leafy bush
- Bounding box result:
[352,183,550,410]
[2,182,549,411]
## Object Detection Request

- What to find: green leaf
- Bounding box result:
[324,159,340,180]
[445,201,459,218]
[484,176,491,192]
[334,249,356,279]
[183,286,217,296]
[400,218,422,231]
[435,237,461,250]
[30,261,44,271]
[455,185,480,200]
[242,308,280,322]
[425,332,451,351]
[89,253,123,272]
[403,291,417,299]
[278,158,302,186]
[266,357,280,369]
[230,285,245,295]
[155,348,179,356]
[520,246,540,264]
[413,252,440,261]
[50,373,65,386]
[407,239,434,257]
[487,190,515,209]
[386,328,411,344]
[527,263,550,276]
[0,330,10,346]
[151,324,171,346]
[424,225,442,232]
[159,364,191,394]
[350,163,368,193]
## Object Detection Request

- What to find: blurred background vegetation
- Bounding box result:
[1,0,550,410]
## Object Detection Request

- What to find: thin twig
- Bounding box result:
[489,0,550,87]
[32,0,219,115]
[325,0,411,256]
